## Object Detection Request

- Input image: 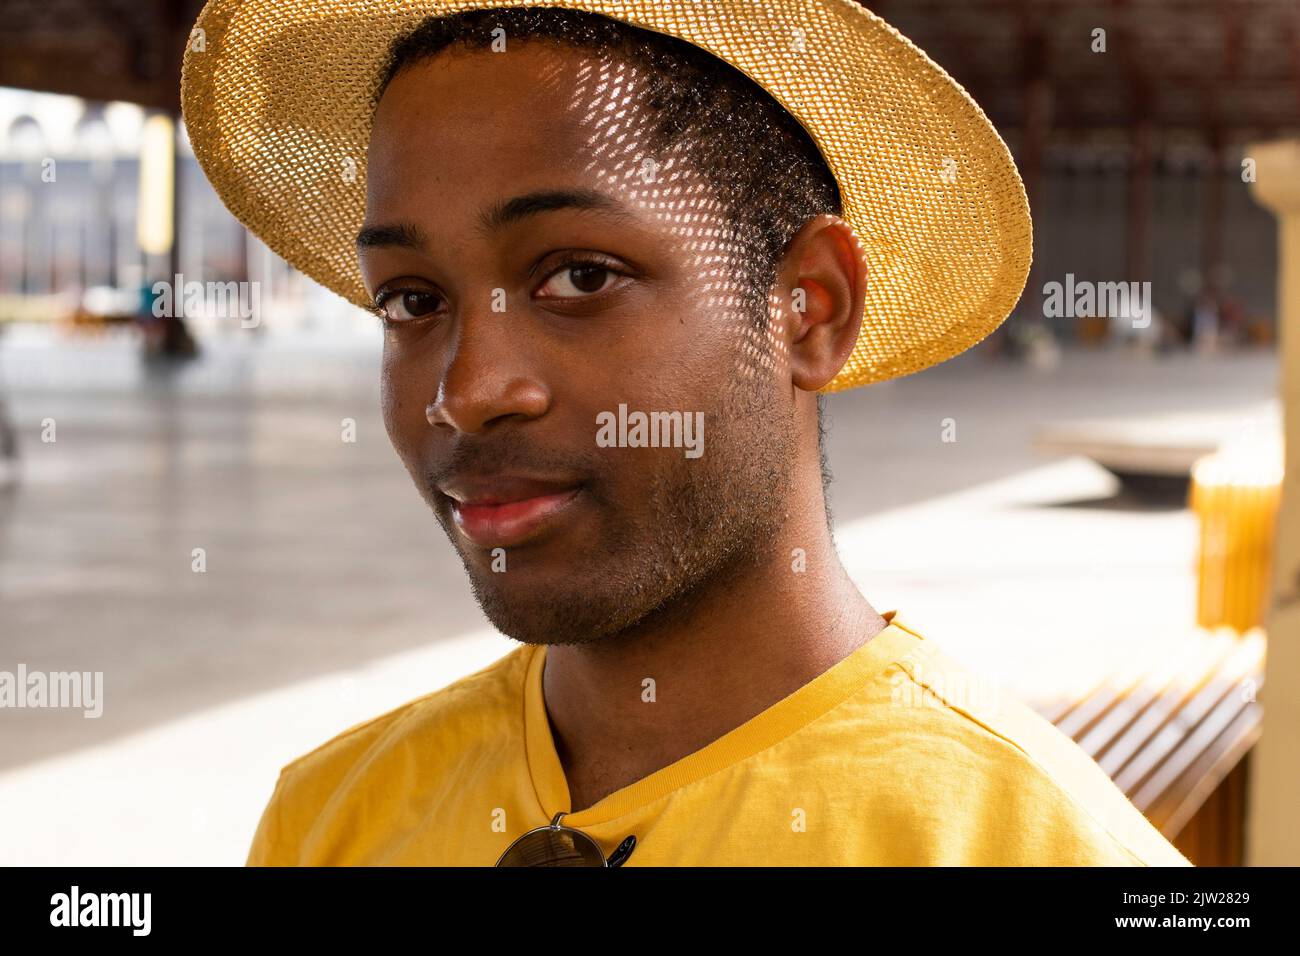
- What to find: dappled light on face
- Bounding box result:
[373,42,806,648]
[559,51,789,397]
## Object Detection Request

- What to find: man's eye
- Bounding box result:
[375,290,441,322]
[536,263,619,299]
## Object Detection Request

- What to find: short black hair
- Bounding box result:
[380,7,840,507]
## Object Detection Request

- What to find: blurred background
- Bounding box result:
[1,0,1298,866]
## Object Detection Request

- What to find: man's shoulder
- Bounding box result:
[878,620,1191,866]
[247,643,532,864]
[274,644,530,803]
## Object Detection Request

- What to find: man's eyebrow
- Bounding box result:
[355,221,430,251]
[477,188,632,233]
[355,189,632,250]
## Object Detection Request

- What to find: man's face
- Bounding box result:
[361,42,801,645]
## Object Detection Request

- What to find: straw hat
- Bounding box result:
[181,0,1032,391]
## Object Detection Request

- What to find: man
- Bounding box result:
[183,1,1190,865]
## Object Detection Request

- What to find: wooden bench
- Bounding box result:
[1029,627,1265,866]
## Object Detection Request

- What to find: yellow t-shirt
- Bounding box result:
[247,613,1191,866]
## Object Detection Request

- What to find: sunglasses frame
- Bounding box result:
[495,812,636,867]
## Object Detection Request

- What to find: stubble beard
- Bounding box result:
[453,318,797,647]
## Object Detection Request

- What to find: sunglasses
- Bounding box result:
[496,812,637,867]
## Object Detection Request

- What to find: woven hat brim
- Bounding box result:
[182,0,1032,391]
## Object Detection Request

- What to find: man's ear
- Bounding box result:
[772,214,868,392]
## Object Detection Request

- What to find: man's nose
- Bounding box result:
[425,307,550,434]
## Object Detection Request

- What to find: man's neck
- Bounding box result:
[540,517,886,813]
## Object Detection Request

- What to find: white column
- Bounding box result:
[1245,139,1300,865]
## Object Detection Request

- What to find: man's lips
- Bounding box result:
[441,478,585,549]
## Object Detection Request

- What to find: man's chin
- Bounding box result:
[469,579,612,646]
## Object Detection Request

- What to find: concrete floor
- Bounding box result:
[0,327,1279,863]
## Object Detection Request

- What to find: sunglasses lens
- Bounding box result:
[496,826,606,867]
